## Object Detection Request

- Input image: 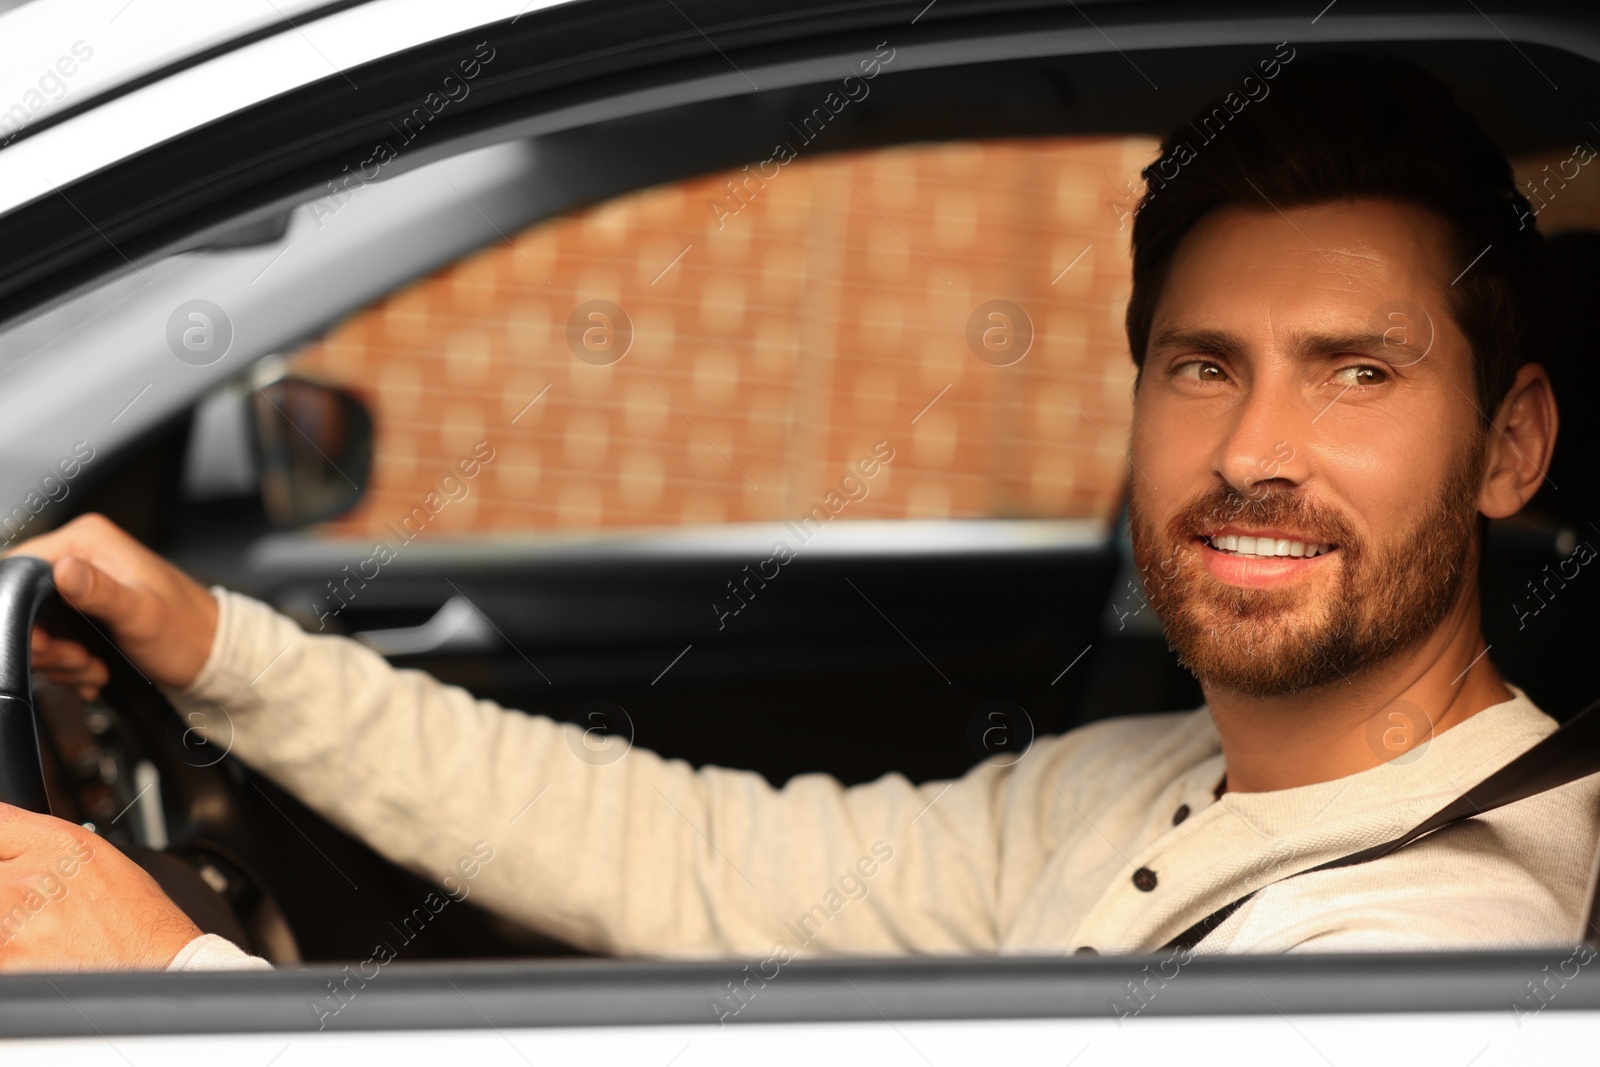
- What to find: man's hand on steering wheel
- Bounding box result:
[0,514,224,970]
[0,803,203,970]
[7,513,220,702]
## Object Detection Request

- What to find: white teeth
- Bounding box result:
[1206,535,1333,559]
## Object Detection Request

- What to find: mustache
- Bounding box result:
[1166,485,1358,554]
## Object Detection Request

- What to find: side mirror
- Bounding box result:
[182,373,373,528]
[250,377,374,527]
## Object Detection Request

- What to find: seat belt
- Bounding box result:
[1161,696,1600,953]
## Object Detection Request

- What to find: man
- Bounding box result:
[0,53,1589,971]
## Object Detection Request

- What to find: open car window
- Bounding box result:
[284,136,1150,542]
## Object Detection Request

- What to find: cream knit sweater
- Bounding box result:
[163,589,1600,970]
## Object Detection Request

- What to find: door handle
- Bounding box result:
[352,596,500,657]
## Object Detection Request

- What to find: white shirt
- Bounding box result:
[164,589,1600,970]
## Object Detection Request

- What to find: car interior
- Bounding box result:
[0,3,1597,985]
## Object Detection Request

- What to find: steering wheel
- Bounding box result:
[0,554,295,957]
[0,555,56,814]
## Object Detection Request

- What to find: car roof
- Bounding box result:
[0,0,360,141]
[0,0,563,216]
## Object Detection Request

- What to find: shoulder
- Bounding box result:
[1224,777,1600,953]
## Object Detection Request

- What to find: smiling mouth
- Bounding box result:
[1199,534,1337,559]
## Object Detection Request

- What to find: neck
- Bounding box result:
[1205,592,1514,794]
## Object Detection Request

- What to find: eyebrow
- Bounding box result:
[1149,327,1410,364]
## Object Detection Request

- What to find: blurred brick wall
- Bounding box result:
[293,135,1158,537]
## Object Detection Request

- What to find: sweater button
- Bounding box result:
[1132,867,1158,892]
[1074,945,1098,955]
[1172,804,1191,826]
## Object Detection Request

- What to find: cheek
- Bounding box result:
[1319,445,1387,491]
[1129,403,1212,509]
[1306,426,1410,529]
[1301,414,1468,561]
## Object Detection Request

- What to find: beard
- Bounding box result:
[1127,432,1486,698]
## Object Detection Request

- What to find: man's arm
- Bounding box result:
[167,586,1008,957]
[11,513,1011,965]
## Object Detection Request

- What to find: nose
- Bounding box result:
[1215,378,1309,499]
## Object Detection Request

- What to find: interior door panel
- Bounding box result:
[183,528,1120,787]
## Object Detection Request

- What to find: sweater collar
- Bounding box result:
[1186,683,1554,837]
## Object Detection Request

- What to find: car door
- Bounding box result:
[4,0,1600,1061]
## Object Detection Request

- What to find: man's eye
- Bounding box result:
[1174,360,1227,382]
[1332,364,1389,387]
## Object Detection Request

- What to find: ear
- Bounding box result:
[1478,363,1558,520]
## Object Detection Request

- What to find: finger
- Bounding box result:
[31,642,109,688]
[51,556,145,631]
[29,630,111,688]
[30,626,60,658]
[31,633,91,670]
[0,804,84,861]
[4,513,121,565]
[38,661,110,693]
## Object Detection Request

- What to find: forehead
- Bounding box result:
[1153,199,1459,347]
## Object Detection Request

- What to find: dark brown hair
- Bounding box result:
[1125,52,1552,422]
